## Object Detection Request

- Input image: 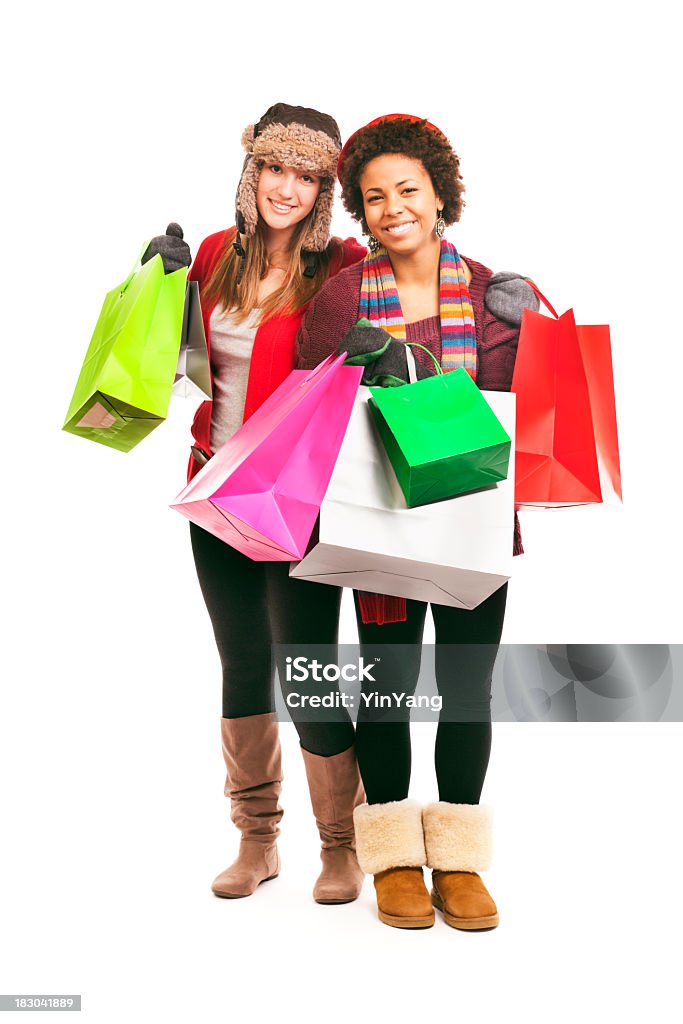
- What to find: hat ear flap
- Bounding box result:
[303,180,334,252]
[235,156,261,237]
[241,124,256,152]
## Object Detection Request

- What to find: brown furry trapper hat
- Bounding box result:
[235,103,342,252]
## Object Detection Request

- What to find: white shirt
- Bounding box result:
[208,305,260,451]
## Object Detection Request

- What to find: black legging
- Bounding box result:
[190,523,355,756]
[353,584,507,805]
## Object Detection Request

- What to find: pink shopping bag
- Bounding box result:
[170,353,363,561]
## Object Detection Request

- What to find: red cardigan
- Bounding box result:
[186,228,366,481]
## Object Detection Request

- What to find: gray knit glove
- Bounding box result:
[337,321,431,386]
[485,272,540,325]
[141,222,192,274]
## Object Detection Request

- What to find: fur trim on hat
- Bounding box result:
[250,121,339,176]
[235,156,262,237]
[353,799,426,875]
[241,124,256,150]
[303,178,334,252]
[423,803,492,872]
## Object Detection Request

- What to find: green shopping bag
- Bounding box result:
[368,344,511,507]
[62,244,188,452]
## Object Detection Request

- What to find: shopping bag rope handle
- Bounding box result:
[525,280,560,320]
[119,240,152,297]
[405,342,443,376]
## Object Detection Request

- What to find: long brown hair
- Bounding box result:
[203,201,340,325]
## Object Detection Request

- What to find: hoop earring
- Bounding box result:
[435,210,446,239]
[368,234,380,253]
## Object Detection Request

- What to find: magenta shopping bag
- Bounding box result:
[170,353,363,561]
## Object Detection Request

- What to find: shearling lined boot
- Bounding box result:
[300,746,365,904]
[211,713,283,899]
[353,799,434,929]
[423,802,499,930]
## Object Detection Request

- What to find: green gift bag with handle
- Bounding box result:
[62,243,188,452]
[368,343,511,507]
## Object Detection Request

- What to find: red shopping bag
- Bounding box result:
[511,283,622,506]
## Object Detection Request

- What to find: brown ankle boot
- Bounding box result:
[211,713,283,899]
[300,746,365,904]
[423,802,499,930]
[354,799,434,929]
[374,868,435,929]
[431,871,499,930]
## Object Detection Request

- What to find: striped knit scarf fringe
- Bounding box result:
[357,239,477,626]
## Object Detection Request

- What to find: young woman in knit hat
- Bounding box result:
[296,114,539,930]
[151,103,367,904]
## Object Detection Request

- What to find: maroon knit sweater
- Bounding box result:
[296,254,524,555]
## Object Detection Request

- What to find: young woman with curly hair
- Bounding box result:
[152,104,369,906]
[296,114,539,931]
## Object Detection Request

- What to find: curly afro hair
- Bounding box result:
[339,117,465,234]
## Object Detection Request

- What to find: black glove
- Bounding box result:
[337,319,431,386]
[141,222,192,274]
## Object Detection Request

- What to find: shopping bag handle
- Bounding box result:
[405,342,443,377]
[300,351,344,387]
[525,280,560,320]
[119,240,152,297]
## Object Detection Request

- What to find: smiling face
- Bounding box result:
[255,162,321,238]
[360,153,443,257]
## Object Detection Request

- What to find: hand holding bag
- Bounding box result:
[512,283,622,505]
[62,243,188,452]
[368,343,511,507]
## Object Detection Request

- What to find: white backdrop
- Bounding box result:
[2,1,681,1021]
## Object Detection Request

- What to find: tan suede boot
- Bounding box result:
[211,713,283,899]
[373,868,435,929]
[300,746,365,904]
[423,802,499,930]
[354,799,434,929]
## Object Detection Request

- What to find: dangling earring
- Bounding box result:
[368,233,381,253]
[435,210,446,239]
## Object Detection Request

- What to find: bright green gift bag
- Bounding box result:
[62,245,188,452]
[368,345,511,507]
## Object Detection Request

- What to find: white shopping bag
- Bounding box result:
[290,388,516,610]
[173,281,212,398]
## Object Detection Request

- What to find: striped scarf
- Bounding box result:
[357,239,477,626]
[358,239,477,377]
